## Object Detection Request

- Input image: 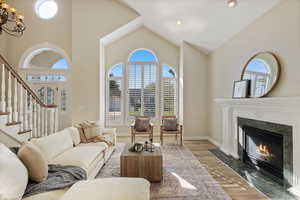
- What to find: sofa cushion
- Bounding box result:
[18,143,48,183]
[66,127,81,146]
[60,178,150,200]
[0,143,28,200]
[77,142,108,149]
[31,129,73,162]
[22,189,67,200]
[50,146,105,172]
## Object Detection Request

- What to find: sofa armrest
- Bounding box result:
[101,128,117,144]
[60,178,150,200]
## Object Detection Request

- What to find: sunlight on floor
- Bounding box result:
[171,172,197,190]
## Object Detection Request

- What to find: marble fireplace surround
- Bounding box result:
[215,97,300,187]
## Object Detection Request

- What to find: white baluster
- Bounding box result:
[23,90,28,131]
[0,64,6,112]
[40,107,45,137]
[28,95,32,132]
[13,77,18,122]
[19,85,23,132]
[49,108,54,135]
[44,108,48,135]
[7,71,12,123]
[36,104,40,137]
[54,107,59,132]
[32,98,37,138]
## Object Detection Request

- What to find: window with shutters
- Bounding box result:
[162,64,177,116]
[105,49,178,125]
[106,64,123,124]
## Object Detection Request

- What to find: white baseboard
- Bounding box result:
[184,136,208,141]
[207,137,221,147]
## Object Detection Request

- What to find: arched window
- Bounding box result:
[105,49,178,125]
[52,58,68,69]
[128,49,157,119]
[106,64,124,123]
[162,65,177,116]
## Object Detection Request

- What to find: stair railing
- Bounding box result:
[0,54,59,138]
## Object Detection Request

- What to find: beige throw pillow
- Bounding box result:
[80,121,101,140]
[74,124,88,143]
[18,143,48,183]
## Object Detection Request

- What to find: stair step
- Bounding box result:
[18,130,32,135]
[6,121,22,126]
[0,112,9,115]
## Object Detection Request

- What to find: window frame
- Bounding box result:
[106,63,125,125]
[105,49,178,126]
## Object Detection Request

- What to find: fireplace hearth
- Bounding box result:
[238,118,293,187]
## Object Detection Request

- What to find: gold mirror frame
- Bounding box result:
[241,51,281,98]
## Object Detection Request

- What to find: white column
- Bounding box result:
[13,77,18,122]
[0,64,6,112]
[221,106,234,156]
[6,71,12,123]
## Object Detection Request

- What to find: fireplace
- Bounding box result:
[243,126,283,179]
[238,118,293,187]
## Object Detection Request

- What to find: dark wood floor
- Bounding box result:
[118,136,267,200]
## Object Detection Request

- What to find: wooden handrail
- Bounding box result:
[0,54,57,108]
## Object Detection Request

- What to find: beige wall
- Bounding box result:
[208,0,300,144]
[106,27,179,71]
[0,35,7,58]
[6,0,72,68]
[71,0,139,123]
[182,42,209,139]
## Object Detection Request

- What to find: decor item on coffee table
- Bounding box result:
[160,116,183,145]
[131,116,153,143]
[241,51,281,98]
[121,143,162,182]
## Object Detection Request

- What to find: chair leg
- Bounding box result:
[132,134,135,143]
[161,133,163,145]
[180,133,183,146]
[175,134,178,141]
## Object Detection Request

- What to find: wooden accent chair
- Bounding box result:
[160,116,183,145]
[131,116,154,143]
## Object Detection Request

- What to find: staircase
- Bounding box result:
[0,55,59,146]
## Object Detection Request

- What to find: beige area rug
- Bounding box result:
[97,143,231,200]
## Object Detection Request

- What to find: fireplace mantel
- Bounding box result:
[215,97,300,108]
[214,97,300,187]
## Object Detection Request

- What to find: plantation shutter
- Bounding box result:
[128,64,142,118]
[143,64,156,117]
[107,79,122,123]
[162,78,177,116]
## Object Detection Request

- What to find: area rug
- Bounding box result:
[97,143,231,200]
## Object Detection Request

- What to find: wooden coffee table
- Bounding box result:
[120,143,163,182]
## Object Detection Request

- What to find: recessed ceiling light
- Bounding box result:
[227,0,237,8]
[176,20,182,25]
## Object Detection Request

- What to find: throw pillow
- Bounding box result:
[0,144,28,200]
[80,121,101,140]
[135,118,150,131]
[163,118,178,131]
[74,124,88,143]
[67,127,81,146]
[18,143,48,183]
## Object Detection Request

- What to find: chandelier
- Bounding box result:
[0,0,25,37]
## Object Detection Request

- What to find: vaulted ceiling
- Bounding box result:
[120,0,282,52]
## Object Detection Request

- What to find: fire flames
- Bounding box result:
[257,144,274,158]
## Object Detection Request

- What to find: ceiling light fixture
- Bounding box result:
[0,0,26,37]
[176,20,182,25]
[227,0,237,8]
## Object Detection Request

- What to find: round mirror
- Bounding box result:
[241,52,281,98]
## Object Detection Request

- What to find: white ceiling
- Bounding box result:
[120,0,281,52]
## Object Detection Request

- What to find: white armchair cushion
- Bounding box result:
[60,178,150,200]
[31,129,73,162]
[0,143,28,200]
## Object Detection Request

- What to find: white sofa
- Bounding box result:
[0,126,150,200]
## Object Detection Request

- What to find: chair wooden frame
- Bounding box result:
[131,116,154,143]
[160,116,183,145]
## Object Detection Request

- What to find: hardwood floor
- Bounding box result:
[118,136,267,200]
